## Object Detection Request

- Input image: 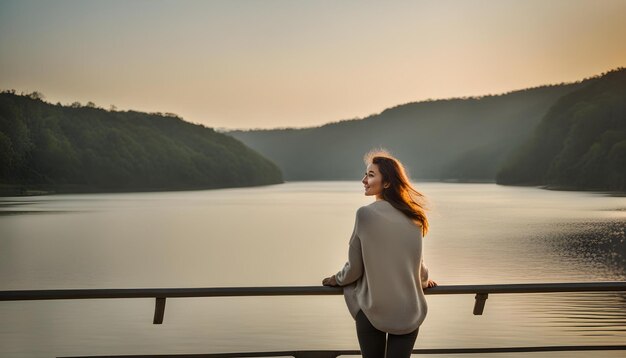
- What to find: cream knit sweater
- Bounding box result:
[335,199,429,335]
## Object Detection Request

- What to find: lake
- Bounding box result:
[1,181,625,357]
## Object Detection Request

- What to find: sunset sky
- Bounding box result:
[1,0,625,130]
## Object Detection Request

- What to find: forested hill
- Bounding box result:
[496,68,626,191]
[0,92,283,195]
[225,75,588,182]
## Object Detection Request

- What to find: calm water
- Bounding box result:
[0,181,625,358]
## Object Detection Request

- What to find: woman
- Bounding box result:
[322,148,437,358]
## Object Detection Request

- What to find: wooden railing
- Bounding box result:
[2,281,626,357]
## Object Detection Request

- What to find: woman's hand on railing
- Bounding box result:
[424,279,438,288]
[322,275,339,287]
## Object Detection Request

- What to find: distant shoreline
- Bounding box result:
[2,181,624,197]
[0,182,284,197]
[539,184,626,197]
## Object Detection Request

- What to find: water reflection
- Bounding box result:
[523,292,626,336]
[537,220,626,276]
[515,219,626,340]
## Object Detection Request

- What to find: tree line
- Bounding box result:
[0,91,283,195]
[496,67,626,191]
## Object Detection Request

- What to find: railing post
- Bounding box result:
[473,293,488,315]
[153,297,166,324]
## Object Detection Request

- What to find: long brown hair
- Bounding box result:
[364,148,430,237]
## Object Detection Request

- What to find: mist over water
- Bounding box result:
[1,182,625,357]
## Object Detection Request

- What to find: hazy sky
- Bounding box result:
[1,0,625,130]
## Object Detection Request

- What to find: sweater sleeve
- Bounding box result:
[420,258,429,288]
[335,209,364,286]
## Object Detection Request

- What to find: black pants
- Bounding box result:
[355,309,419,358]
